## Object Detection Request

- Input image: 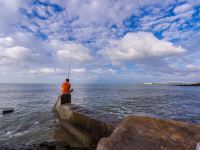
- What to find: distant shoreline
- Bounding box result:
[144,82,200,86]
[175,83,200,86]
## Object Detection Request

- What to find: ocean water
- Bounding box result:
[0,84,200,144]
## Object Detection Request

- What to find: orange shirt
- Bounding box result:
[61,81,71,94]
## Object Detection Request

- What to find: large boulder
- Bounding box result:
[97,116,200,150]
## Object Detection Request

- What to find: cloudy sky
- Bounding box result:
[0,0,199,84]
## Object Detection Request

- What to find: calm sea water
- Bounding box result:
[0,84,200,144]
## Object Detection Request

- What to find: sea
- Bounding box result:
[0,84,200,145]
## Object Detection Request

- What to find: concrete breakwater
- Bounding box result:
[53,95,121,149]
[54,95,200,150]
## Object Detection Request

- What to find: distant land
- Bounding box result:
[143,82,200,86]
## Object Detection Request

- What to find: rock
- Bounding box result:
[97,116,200,150]
[2,108,14,114]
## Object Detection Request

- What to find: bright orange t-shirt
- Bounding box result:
[61,81,71,94]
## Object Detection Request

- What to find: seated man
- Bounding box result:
[61,78,73,104]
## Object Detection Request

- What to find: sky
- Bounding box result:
[0,0,199,84]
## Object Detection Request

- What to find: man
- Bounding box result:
[61,78,72,94]
[61,78,73,104]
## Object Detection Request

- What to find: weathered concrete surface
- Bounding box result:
[97,116,200,150]
[54,96,120,148]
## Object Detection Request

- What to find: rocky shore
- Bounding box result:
[54,95,200,150]
[2,115,200,150]
[1,95,199,150]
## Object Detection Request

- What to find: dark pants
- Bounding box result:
[61,94,71,105]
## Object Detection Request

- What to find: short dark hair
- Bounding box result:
[66,78,69,82]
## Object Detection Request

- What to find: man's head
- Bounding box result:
[66,78,69,82]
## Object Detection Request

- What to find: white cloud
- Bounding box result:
[23,0,174,43]
[0,35,39,60]
[181,63,200,75]
[50,0,138,26]
[0,0,20,13]
[28,67,64,75]
[174,3,192,14]
[0,36,39,69]
[69,67,117,82]
[99,32,186,65]
[185,64,200,70]
[51,40,93,62]
[0,0,199,83]
[139,2,196,41]
[35,5,48,18]
[153,23,171,31]
[71,68,87,74]
[91,68,116,75]
[1,46,36,60]
[71,67,117,75]
[0,37,14,47]
[0,0,24,33]
[51,0,174,27]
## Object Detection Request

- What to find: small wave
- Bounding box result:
[34,121,39,124]
[1,130,29,139]
[9,130,29,138]
[5,131,14,136]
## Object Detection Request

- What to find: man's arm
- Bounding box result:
[69,83,73,93]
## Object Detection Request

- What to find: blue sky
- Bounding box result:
[0,0,199,84]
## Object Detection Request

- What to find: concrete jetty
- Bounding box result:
[53,95,120,148]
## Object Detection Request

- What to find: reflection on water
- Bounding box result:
[0,84,200,144]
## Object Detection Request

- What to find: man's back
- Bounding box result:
[61,81,71,94]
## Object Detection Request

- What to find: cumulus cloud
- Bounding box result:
[0,0,199,83]
[138,1,197,41]
[0,37,14,47]
[50,0,138,26]
[71,68,117,75]
[0,36,39,69]
[51,0,175,27]
[34,5,49,18]
[69,67,117,82]
[0,0,25,33]
[99,32,186,65]
[18,0,198,47]
[28,67,64,75]
[181,63,200,76]
[20,0,175,43]
[51,40,93,62]
[174,3,193,14]
[91,68,116,75]
[1,46,36,60]
[71,68,87,74]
